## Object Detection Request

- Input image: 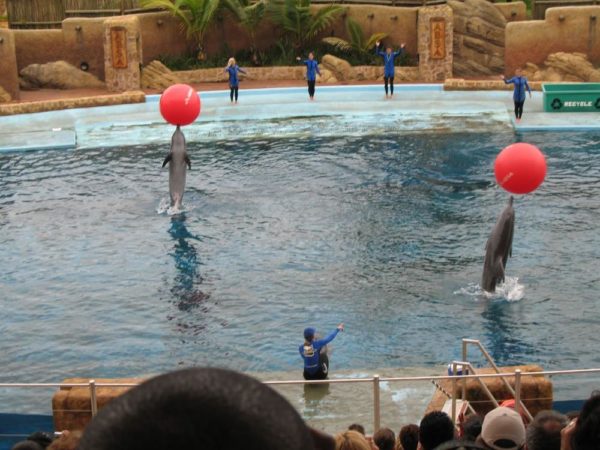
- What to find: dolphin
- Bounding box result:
[481,196,515,293]
[162,126,191,211]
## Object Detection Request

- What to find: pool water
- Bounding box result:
[1,130,600,405]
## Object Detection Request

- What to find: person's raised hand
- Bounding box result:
[366,436,379,450]
[337,323,344,332]
[296,56,301,61]
[560,419,577,450]
[376,41,380,47]
[401,43,406,48]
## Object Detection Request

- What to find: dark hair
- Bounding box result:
[11,442,45,450]
[78,368,316,450]
[572,391,600,450]
[373,427,395,450]
[461,415,483,442]
[399,424,419,450]
[419,411,455,450]
[526,410,567,450]
[348,424,365,435]
[433,440,486,450]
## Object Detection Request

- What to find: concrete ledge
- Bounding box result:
[444,78,543,91]
[0,91,146,116]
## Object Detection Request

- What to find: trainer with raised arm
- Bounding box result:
[502,68,532,122]
[300,323,344,380]
[375,40,405,98]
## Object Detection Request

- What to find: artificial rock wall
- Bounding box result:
[506,6,600,75]
[449,0,507,76]
[0,28,19,100]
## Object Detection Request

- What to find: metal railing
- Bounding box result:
[2,366,598,434]
[462,338,534,421]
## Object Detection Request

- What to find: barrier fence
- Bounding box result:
[1,366,599,436]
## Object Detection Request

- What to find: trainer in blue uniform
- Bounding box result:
[224,57,247,104]
[375,40,406,98]
[297,52,321,100]
[503,68,532,121]
[299,323,344,380]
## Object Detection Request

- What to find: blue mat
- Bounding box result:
[0,413,54,450]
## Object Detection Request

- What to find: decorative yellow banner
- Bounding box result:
[110,27,128,69]
[430,18,445,60]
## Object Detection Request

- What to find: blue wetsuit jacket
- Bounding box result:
[225,65,247,87]
[302,59,321,81]
[504,76,531,102]
[299,329,339,375]
[375,46,404,78]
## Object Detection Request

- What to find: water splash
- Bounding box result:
[156,197,191,216]
[454,276,525,302]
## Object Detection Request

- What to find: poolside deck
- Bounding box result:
[0,84,598,153]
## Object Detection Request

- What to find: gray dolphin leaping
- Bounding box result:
[481,196,515,293]
[162,126,191,211]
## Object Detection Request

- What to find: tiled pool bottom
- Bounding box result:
[1,84,599,152]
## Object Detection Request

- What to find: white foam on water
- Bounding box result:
[454,276,524,302]
[156,197,191,215]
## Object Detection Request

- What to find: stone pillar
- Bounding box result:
[417,5,453,82]
[0,29,19,101]
[103,16,142,92]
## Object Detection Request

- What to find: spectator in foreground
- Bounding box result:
[11,443,44,450]
[398,424,419,450]
[526,410,567,450]
[335,430,374,450]
[78,367,335,450]
[460,414,483,442]
[348,424,366,435]
[477,406,526,450]
[419,411,455,450]
[563,391,600,450]
[11,431,55,450]
[47,430,83,450]
[373,427,395,450]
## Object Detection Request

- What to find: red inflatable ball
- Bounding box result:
[494,143,547,194]
[159,84,201,126]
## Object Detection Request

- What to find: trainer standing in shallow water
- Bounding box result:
[375,40,405,98]
[502,68,532,122]
[300,323,344,380]
[224,57,247,104]
[297,52,321,100]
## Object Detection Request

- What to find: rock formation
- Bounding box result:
[449,0,506,76]
[141,60,182,90]
[20,61,105,89]
[321,54,352,81]
[523,52,600,82]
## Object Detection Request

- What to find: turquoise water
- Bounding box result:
[1,129,600,406]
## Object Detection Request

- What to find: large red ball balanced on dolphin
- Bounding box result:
[481,143,547,293]
[159,84,201,212]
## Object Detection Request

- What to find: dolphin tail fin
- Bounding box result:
[162,154,172,168]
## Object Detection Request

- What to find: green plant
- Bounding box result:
[322,18,387,58]
[140,0,223,60]
[267,0,345,52]
[227,0,267,64]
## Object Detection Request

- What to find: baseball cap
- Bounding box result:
[304,327,316,340]
[481,407,526,450]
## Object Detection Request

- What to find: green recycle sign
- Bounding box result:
[551,98,562,110]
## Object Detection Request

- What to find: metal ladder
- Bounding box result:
[445,338,534,423]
